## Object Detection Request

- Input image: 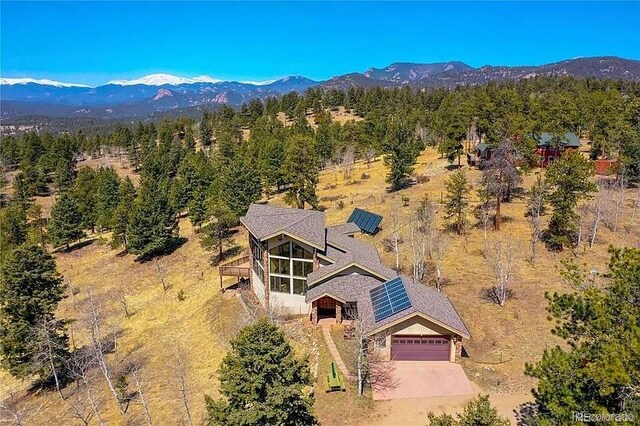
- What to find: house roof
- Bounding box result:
[305,274,384,304]
[307,229,397,285]
[476,143,489,152]
[308,274,469,338]
[327,222,361,236]
[359,276,470,338]
[240,204,326,249]
[536,132,581,148]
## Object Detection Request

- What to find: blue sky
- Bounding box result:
[1,1,639,86]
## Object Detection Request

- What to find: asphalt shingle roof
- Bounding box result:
[359,276,470,338]
[307,229,397,285]
[240,204,326,249]
[305,274,384,303]
[327,222,361,235]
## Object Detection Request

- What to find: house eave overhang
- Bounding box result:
[366,311,471,340]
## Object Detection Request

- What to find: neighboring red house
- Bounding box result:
[534,132,581,167]
[594,159,618,176]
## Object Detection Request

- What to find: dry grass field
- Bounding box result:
[1,137,639,425]
[0,221,248,425]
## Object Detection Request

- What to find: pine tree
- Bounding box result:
[48,192,84,250]
[95,167,121,231]
[479,139,521,230]
[544,151,596,250]
[0,204,27,261]
[204,320,317,425]
[382,116,420,191]
[0,246,69,382]
[127,174,178,259]
[219,154,262,217]
[444,171,472,235]
[283,136,319,209]
[72,167,98,233]
[200,202,237,263]
[525,248,640,423]
[111,177,136,250]
[200,110,214,148]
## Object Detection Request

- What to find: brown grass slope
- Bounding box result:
[1,143,638,425]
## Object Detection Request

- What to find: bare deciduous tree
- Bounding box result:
[167,346,193,426]
[588,182,609,248]
[604,177,626,233]
[576,203,591,249]
[364,148,376,168]
[0,394,44,426]
[410,224,428,284]
[431,231,450,292]
[350,318,396,397]
[85,292,123,414]
[340,145,356,179]
[156,258,168,292]
[128,361,154,426]
[526,175,547,263]
[485,238,518,307]
[31,316,67,400]
[66,350,104,426]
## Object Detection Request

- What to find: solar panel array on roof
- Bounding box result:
[370,276,412,322]
[347,208,383,234]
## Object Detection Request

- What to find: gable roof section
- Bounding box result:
[327,222,361,236]
[307,229,397,285]
[240,204,326,249]
[305,274,384,304]
[360,276,470,338]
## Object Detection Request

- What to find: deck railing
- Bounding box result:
[218,254,251,278]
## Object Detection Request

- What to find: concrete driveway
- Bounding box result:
[372,361,474,400]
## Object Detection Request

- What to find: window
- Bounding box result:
[292,242,313,259]
[268,239,314,296]
[292,260,313,278]
[252,257,264,282]
[376,336,387,348]
[269,241,290,257]
[270,276,291,293]
[292,279,306,295]
[270,258,290,275]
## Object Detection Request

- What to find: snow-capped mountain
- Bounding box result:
[107,73,223,86]
[0,77,90,88]
[2,57,639,120]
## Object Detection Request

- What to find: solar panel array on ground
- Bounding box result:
[347,208,383,234]
[369,276,412,322]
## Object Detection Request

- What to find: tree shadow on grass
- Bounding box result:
[51,238,97,254]
[134,236,188,263]
[210,245,243,266]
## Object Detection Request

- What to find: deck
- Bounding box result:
[218,254,251,278]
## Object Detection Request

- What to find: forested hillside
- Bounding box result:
[1,76,639,424]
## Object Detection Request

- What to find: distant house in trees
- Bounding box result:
[534,132,581,167]
[467,143,493,167]
[220,204,470,362]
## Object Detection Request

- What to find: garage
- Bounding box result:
[391,335,450,361]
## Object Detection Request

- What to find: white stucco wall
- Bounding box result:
[252,270,266,304]
[270,292,310,316]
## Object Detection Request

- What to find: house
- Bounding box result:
[534,132,581,167]
[235,203,470,362]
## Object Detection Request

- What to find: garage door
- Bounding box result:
[391,335,450,361]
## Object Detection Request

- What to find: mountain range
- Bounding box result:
[2,56,640,121]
